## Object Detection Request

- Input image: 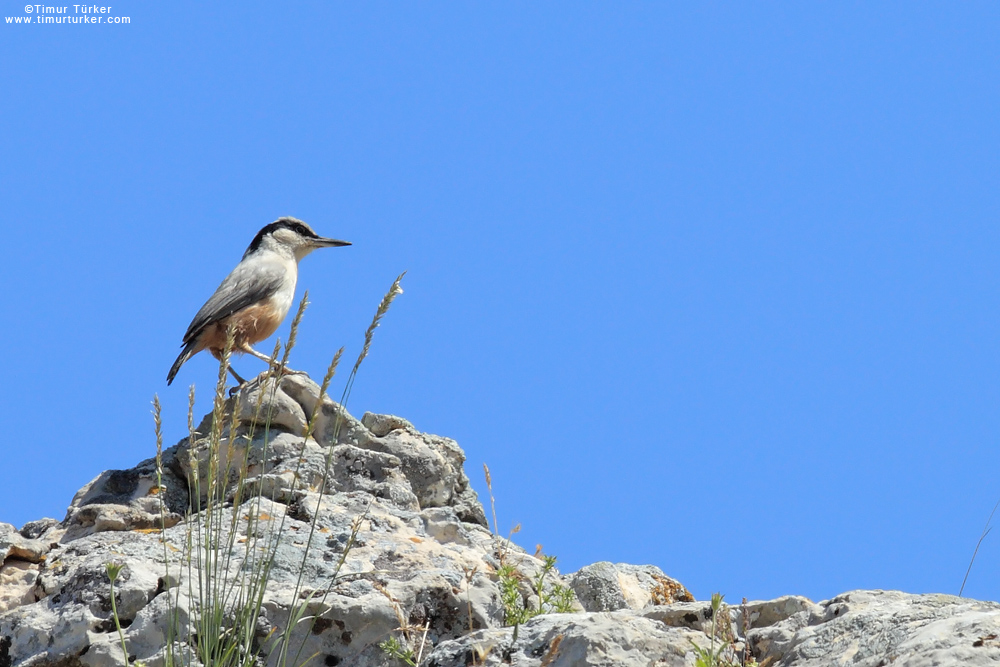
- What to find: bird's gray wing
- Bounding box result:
[181,260,285,345]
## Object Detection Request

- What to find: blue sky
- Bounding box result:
[3,3,1000,604]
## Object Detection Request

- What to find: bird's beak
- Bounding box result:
[312,237,351,248]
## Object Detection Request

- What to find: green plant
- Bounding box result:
[104,561,131,663]
[375,579,430,666]
[483,465,575,641]
[379,636,418,665]
[180,326,282,667]
[689,593,747,667]
[378,622,429,667]
[497,562,528,628]
[497,555,575,628]
[533,555,576,614]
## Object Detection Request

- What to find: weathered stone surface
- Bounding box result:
[0,523,52,565]
[177,374,487,527]
[18,519,59,541]
[739,595,818,630]
[362,412,415,438]
[2,371,995,667]
[0,522,63,615]
[0,373,558,666]
[63,445,188,541]
[750,589,1000,666]
[568,562,693,612]
[2,488,536,667]
[425,611,706,667]
[643,594,818,637]
[0,560,38,614]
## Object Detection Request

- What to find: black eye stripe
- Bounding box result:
[245,219,313,255]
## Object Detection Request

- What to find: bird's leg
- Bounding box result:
[242,344,308,376]
[228,365,248,384]
[226,366,249,397]
[206,346,249,385]
[242,344,278,364]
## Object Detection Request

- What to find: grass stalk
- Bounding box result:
[154,275,404,667]
[151,395,178,667]
[960,498,1000,596]
[105,562,130,664]
[283,275,405,667]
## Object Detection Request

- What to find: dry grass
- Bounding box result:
[108,274,406,667]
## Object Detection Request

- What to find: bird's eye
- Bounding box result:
[295,224,307,235]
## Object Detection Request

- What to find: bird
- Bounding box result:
[167,217,350,386]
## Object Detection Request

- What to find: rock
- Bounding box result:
[63,446,188,541]
[738,595,819,630]
[750,590,1000,666]
[177,374,487,527]
[18,519,60,541]
[642,600,719,635]
[568,562,693,612]
[3,370,992,667]
[0,373,566,666]
[425,611,707,667]
[0,523,52,565]
[361,412,414,437]
[0,521,62,614]
[0,560,39,614]
[642,594,818,637]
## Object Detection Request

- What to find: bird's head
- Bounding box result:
[245,217,351,261]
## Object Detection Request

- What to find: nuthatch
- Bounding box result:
[167,217,350,386]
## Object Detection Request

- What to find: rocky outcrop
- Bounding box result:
[749,590,1000,666]
[0,372,997,666]
[568,562,695,612]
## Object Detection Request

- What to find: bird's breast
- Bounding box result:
[227,259,297,347]
[230,296,290,345]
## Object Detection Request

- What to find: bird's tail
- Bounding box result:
[167,341,198,386]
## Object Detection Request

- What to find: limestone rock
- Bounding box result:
[568,562,693,612]
[2,370,993,667]
[0,522,62,615]
[0,560,39,615]
[0,523,54,565]
[424,611,706,667]
[63,446,188,541]
[0,373,555,666]
[361,412,414,437]
[643,594,817,639]
[750,589,1000,666]
[178,374,487,527]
